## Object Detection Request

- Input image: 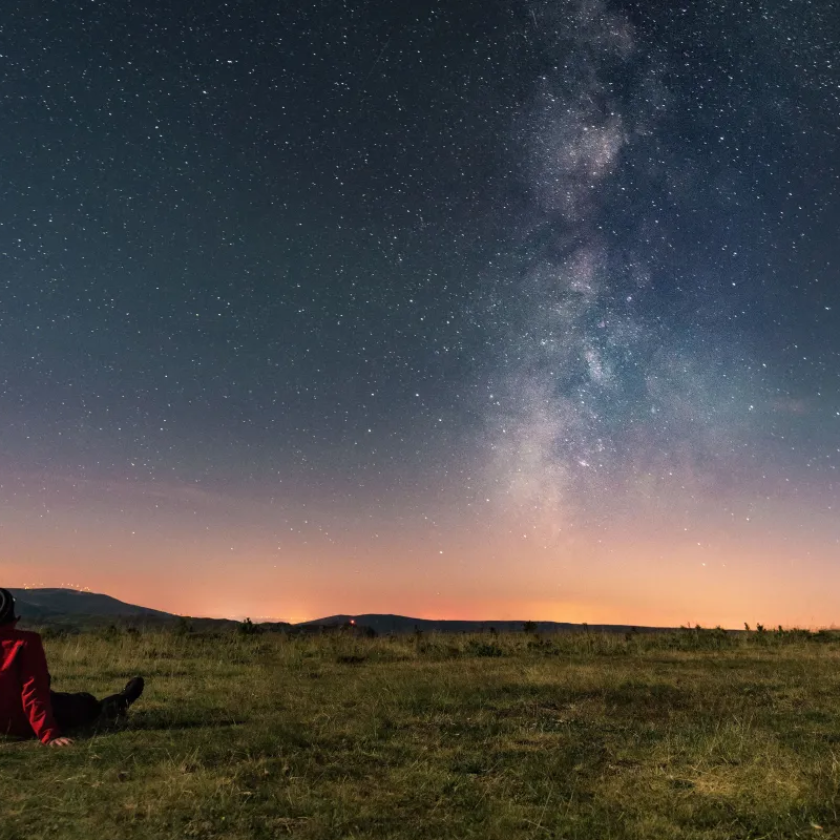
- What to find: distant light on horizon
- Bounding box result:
[19,583,93,593]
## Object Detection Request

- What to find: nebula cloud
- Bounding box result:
[485,0,759,535]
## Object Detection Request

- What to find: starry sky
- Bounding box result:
[1,0,838,626]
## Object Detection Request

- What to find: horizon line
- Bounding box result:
[11,586,839,633]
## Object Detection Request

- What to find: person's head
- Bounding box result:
[0,588,18,626]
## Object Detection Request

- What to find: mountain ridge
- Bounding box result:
[10,588,173,619]
[6,588,679,634]
[301,613,670,635]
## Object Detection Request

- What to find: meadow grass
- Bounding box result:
[3,627,840,839]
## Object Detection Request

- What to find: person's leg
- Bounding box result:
[49,691,102,731]
[50,677,145,731]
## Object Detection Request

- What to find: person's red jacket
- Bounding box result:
[0,623,61,743]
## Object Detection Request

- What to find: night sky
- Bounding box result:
[2,0,839,626]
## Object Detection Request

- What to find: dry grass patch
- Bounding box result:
[2,628,840,839]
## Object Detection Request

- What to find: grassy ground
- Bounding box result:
[3,627,840,839]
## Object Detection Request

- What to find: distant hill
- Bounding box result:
[298,614,670,635]
[7,588,289,633]
[6,588,673,635]
[9,588,175,621]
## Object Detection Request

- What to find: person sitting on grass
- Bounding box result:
[0,587,144,748]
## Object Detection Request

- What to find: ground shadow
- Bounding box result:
[126,713,249,733]
[65,710,250,738]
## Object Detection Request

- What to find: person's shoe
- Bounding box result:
[122,676,144,708]
[99,676,145,719]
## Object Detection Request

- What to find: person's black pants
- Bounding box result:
[50,690,124,731]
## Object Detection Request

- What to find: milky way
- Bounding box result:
[1,0,838,624]
[484,0,835,541]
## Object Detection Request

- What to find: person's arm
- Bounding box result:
[18,635,62,745]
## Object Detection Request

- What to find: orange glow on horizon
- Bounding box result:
[2,475,838,630]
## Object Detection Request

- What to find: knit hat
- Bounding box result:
[0,588,16,624]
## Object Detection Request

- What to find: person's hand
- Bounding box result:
[47,737,74,748]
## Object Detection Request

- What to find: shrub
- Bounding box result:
[237,618,264,636]
[466,639,504,658]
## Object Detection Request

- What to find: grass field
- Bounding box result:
[3,626,840,839]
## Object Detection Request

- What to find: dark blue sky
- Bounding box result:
[1,0,838,623]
